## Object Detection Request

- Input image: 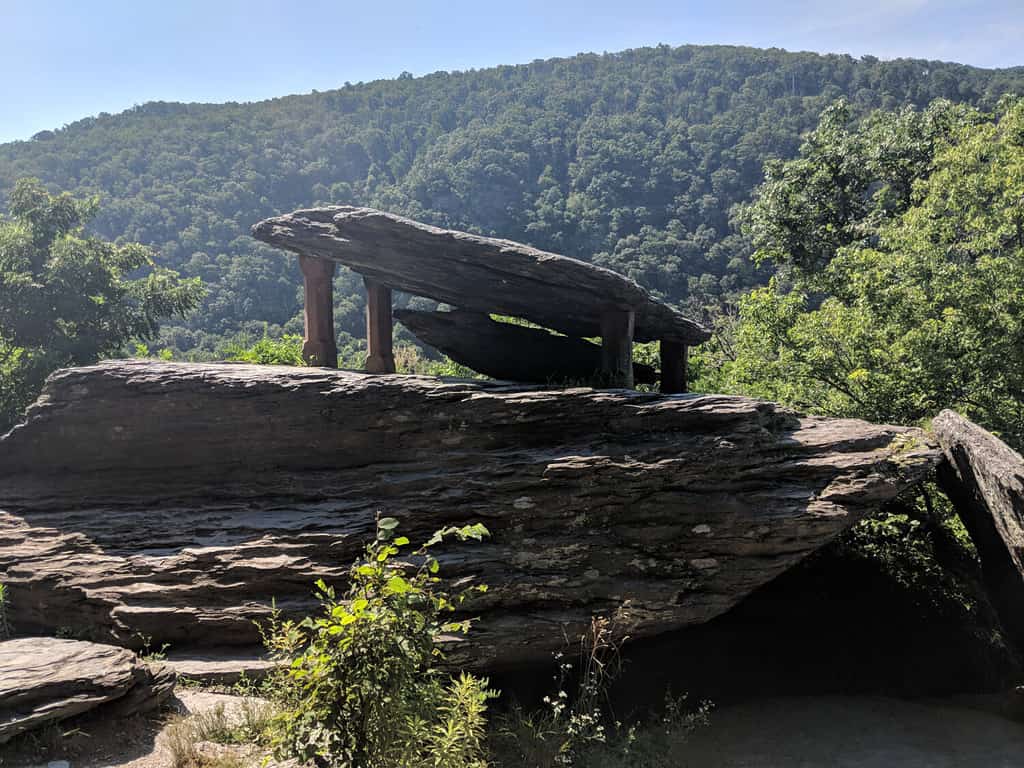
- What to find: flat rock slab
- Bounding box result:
[0,637,175,745]
[252,206,711,344]
[0,361,937,667]
[163,650,277,686]
[934,409,1024,650]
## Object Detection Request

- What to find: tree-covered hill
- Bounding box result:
[2,44,1023,357]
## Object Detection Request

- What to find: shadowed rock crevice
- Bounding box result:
[394,308,660,386]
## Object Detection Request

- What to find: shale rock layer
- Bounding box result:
[0,361,937,667]
[0,638,174,744]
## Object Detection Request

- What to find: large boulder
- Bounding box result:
[0,637,175,745]
[934,409,1024,651]
[0,361,937,667]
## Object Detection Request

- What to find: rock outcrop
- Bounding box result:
[934,409,1024,651]
[252,207,711,344]
[0,361,937,667]
[395,308,658,385]
[0,638,175,744]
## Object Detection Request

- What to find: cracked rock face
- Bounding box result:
[0,361,938,667]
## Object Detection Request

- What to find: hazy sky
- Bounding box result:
[2,0,1022,143]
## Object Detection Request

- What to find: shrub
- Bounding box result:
[263,518,495,768]
[222,332,306,366]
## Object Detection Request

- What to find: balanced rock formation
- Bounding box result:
[934,410,1024,651]
[0,361,937,667]
[0,637,175,744]
[395,308,658,385]
[252,206,710,345]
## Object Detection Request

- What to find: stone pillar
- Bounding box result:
[600,308,635,388]
[298,255,338,368]
[364,278,395,374]
[659,340,689,394]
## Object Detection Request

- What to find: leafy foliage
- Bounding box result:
[2,46,1021,359]
[725,96,1024,448]
[0,179,203,430]
[222,331,306,366]
[741,98,982,275]
[263,519,494,768]
[836,488,979,615]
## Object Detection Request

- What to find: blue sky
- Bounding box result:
[2,0,1022,143]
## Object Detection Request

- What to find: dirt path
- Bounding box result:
[679,695,1024,767]
[4,691,257,768]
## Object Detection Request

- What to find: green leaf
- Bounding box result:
[385,575,411,595]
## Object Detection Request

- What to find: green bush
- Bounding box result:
[222,332,306,366]
[263,518,495,768]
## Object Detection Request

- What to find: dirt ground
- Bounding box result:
[5,693,1024,767]
[679,695,1024,768]
[2,691,263,768]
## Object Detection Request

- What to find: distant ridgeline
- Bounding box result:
[1,44,1023,358]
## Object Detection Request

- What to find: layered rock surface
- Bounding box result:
[252,206,711,344]
[0,360,937,667]
[0,637,175,744]
[935,409,1024,651]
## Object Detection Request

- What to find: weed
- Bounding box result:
[136,632,171,662]
[0,583,10,639]
[262,517,495,768]
[493,607,711,767]
[164,699,276,768]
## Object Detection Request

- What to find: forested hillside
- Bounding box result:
[2,44,1023,357]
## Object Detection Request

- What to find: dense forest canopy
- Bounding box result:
[2,44,1024,359]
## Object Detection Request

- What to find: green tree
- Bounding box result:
[727,96,1024,448]
[0,178,203,429]
[2,46,1021,358]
